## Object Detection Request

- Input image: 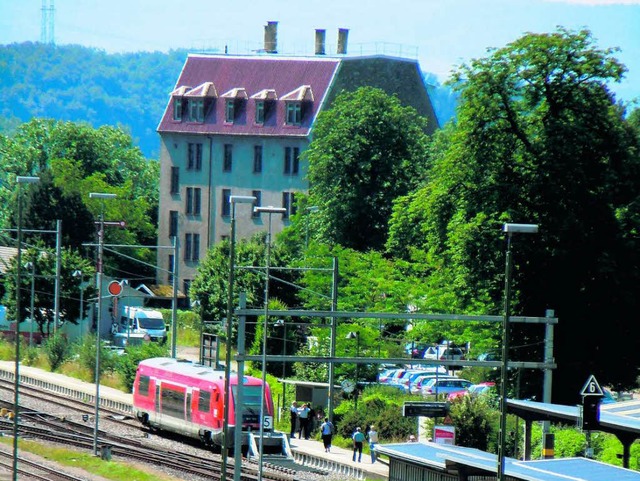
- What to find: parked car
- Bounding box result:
[448,381,496,400]
[423,345,466,362]
[477,351,500,362]
[378,368,402,384]
[403,367,448,391]
[421,378,473,397]
[410,373,458,395]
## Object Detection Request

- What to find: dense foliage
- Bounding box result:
[386,28,640,403]
[0,42,188,158]
[306,87,432,251]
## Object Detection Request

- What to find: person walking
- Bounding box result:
[320,417,334,452]
[367,425,379,463]
[297,403,311,439]
[352,427,366,462]
[289,401,298,438]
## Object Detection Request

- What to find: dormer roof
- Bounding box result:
[281,85,314,102]
[220,88,248,99]
[184,82,217,98]
[250,89,278,101]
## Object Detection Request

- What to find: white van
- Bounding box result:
[112,307,167,343]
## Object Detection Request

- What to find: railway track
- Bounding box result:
[0,378,296,481]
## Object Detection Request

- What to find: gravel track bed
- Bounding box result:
[0,384,352,481]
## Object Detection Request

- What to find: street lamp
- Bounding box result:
[13,175,39,481]
[497,223,538,481]
[255,205,286,481]
[221,195,255,481]
[89,192,117,457]
[346,331,360,410]
[24,262,35,347]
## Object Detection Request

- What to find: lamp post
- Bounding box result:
[275,318,287,412]
[346,331,360,410]
[255,205,286,481]
[89,192,117,457]
[24,262,35,347]
[72,270,87,334]
[221,195,255,481]
[12,175,39,481]
[497,223,538,481]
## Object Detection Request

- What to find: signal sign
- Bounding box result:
[107,280,123,297]
[580,375,604,397]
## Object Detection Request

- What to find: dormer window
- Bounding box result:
[250,89,277,125]
[281,85,314,126]
[173,98,183,121]
[225,100,235,123]
[286,102,302,125]
[255,101,265,124]
[189,99,204,122]
[182,82,217,123]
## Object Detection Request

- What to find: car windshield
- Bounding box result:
[138,317,166,329]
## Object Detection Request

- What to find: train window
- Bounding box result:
[138,375,150,396]
[161,387,186,419]
[198,390,211,412]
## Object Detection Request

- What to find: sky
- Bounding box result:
[0,0,639,102]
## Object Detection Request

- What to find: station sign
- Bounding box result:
[403,401,449,418]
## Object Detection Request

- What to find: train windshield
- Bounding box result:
[232,385,263,425]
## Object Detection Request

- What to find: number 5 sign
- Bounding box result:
[580,375,604,397]
[263,415,273,430]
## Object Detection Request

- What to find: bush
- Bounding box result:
[43,332,70,371]
[117,342,169,392]
[74,335,118,381]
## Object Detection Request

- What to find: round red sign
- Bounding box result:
[107,280,123,296]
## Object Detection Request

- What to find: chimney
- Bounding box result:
[337,28,349,55]
[264,21,278,53]
[315,29,326,55]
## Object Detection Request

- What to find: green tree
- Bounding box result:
[2,244,95,333]
[306,87,431,251]
[387,28,640,402]
[448,395,496,451]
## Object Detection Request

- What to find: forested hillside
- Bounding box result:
[0,43,188,158]
[0,43,457,158]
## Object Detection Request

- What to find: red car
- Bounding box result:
[447,382,496,401]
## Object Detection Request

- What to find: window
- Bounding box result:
[188,143,202,170]
[184,234,200,262]
[282,192,296,219]
[183,279,192,300]
[252,190,261,218]
[173,98,182,121]
[284,147,300,175]
[137,375,150,396]
[184,233,192,261]
[168,255,174,284]
[192,234,200,261]
[221,189,231,217]
[225,100,235,123]
[169,210,178,237]
[223,144,233,172]
[189,99,204,122]
[198,390,211,413]
[170,167,179,194]
[186,188,201,215]
[186,187,193,214]
[253,145,263,173]
[255,101,265,124]
[286,102,302,125]
[161,387,185,418]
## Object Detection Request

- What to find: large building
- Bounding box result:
[156,25,439,291]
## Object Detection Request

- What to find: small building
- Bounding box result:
[376,441,640,481]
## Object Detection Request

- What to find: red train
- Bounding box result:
[133,357,275,451]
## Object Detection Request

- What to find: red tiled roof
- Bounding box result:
[157,55,340,137]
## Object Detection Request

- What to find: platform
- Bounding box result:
[289,435,388,480]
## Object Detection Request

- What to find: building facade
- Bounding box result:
[156,29,439,291]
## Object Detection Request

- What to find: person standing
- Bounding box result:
[352,427,366,462]
[320,417,334,452]
[289,401,298,438]
[297,403,311,439]
[368,425,379,463]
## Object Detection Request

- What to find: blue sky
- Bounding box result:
[1,0,639,102]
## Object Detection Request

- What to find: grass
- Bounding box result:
[0,438,178,481]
